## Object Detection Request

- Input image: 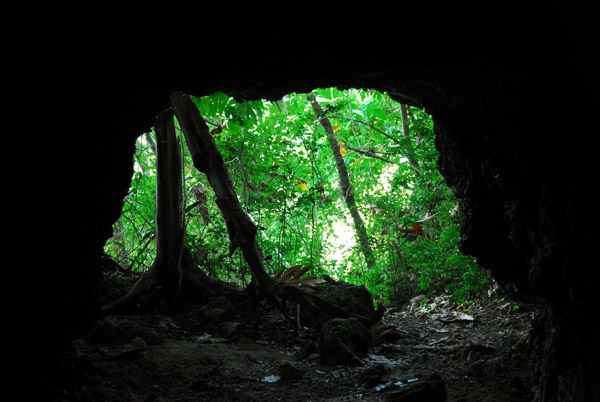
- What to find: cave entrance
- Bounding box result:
[90,88,541,402]
[103,87,489,309]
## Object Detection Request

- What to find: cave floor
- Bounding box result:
[48,295,538,402]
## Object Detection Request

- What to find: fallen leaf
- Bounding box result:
[273,264,324,292]
[412,222,424,236]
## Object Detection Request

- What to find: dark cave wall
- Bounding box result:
[419,64,600,402]
[22,6,599,401]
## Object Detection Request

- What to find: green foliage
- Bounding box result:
[104,134,157,271]
[104,88,490,303]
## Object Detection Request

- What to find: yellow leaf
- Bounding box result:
[333,124,340,133]
[340,142,348,157]
[295,179,308,191]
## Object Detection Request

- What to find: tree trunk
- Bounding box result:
[170,92,275,292]
[103,110,220,314]
[102,110,182,312]
[152,108,185,307]
[307,94,376,270]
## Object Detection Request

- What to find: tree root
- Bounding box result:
[102,262,162,314]
[102,247,226,315]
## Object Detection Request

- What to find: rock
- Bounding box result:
[223,321,242,337]
[308,276,381,324]
[89,316,142,343]
[130,336,147,349]
[385,374,446,402]
[320,317,371,365]
[109,346,143,362]
[278,362,305,380]
[408,295,426,313]
[201,296,235,324]
[362,364,389,387]
[203,307,233,323]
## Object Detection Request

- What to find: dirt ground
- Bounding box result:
[45,287,539,402]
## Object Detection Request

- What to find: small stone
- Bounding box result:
[110,347,142,361]
[278,362,305,380]
[223,321,242,337]
[131,336,147,349]
[385,373,446,402]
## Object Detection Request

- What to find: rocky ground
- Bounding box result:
[44,281,539,402]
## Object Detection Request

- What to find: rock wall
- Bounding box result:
[13,5,598,401]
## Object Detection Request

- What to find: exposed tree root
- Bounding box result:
[102,261,161,314]
[102,247,226,314]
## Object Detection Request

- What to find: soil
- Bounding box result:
[45,284,539,402]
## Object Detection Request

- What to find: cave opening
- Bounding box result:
[23,9,599,402]
[37,71,599,401]
[67,87,543,402]
[103,87,490,307]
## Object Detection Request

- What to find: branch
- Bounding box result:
[328,115,402,145]
[328,114,421,174]
[185,200,203,212]
[343,144,398,165]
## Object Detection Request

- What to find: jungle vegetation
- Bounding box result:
[104,88,490,306]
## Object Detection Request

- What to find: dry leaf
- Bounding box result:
[273,264,324,292]
[412,222,424,236]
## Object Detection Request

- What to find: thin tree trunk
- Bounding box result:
[144,131,157,156]
[400,104,422,175]
[307,94,376,270]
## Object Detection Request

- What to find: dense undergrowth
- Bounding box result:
[104,88,490,304]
